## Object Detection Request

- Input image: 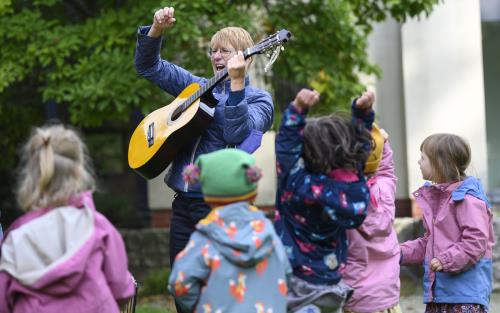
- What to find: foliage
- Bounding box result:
[136,305,172,313]
[0,0,440,223]
[139,268,171,297]
[0,0,441,124]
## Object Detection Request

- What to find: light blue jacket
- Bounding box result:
[168,202,291,312]
[135,26,274,196]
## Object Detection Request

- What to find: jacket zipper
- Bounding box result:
[184,137,201,192]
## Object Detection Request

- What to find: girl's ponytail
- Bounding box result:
[38,131,55,193]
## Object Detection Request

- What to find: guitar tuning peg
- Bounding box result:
[281,46,285,51]
[266,53,271,58]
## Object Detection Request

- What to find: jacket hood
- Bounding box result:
[0,199,95,296]
[196,202,275,267]
[451,176,490,207]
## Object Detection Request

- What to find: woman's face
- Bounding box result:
[209,44,237,74]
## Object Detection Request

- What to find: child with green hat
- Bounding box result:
[168,148,291,313]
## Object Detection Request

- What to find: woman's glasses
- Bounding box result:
[207,48,236,58]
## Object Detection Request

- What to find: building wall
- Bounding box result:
[368,0,488,198]
[401,0,488,194]
[366,19,409,199]
[483,21,500,195]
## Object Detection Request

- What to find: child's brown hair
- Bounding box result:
[303,113,372,174]
[420,133,470,183]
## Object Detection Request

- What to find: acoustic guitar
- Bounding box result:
[128,29,292,179]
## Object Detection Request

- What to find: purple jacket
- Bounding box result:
[400,177,494,308]
[343,141,400,312]
[0,191,135,313]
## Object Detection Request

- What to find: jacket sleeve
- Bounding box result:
[358,141,397,238]
[351,99,375,153]
[436,196,491,273]
[98,215,135,302]
[223,89,274,144]
[168,233,212,312]
[0,272,13,313]
[400,233,428,265]
[134,26,201,97]
[275,103,308,182]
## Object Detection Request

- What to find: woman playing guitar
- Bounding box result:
[134,6,274,309]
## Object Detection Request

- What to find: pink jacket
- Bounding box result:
[400,178,494,307]
[343,141,400,312]
[0,191,135,313]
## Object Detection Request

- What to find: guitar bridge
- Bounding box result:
[147,122,154,147]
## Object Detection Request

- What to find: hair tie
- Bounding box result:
[182,163,200,184]
[42,135,51,147]
[246,165,262,183]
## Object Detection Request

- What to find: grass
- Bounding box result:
[136,305,173,313]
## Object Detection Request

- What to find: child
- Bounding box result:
[168,149,291,313]
[400,133,494,312]
[0,124,135,313]
[274,88,375,313]
[343,126,402,313]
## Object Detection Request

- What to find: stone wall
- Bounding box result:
[120,228,170,281]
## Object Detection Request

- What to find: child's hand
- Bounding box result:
[380,128,389,141]
[355,90,375,112]
[430,258,443,272]
[293,89,320,110]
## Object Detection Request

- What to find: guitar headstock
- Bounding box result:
[245,29,292,58]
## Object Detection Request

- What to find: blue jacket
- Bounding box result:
[168,202,291,312]
[135,26,274,195]
[274,103,373,285]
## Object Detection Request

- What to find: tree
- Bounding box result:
[1,0,441,124]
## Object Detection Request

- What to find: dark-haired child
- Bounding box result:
[274,89,375,313]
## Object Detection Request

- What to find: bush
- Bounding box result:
[139,268,171,297]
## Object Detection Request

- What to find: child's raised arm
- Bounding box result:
[351,91,375,135]
[357,140,397,238]
[275,89,320,179]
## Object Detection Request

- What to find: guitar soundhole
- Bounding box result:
[171,105,184,121]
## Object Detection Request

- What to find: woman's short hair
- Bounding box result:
[420,133,471,183]
[210,27,254,65]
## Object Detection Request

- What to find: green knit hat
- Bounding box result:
[182,149,262,203]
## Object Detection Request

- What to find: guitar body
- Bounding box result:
[128,83,215,179]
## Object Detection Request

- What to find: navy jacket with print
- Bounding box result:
[274,102,373,285]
